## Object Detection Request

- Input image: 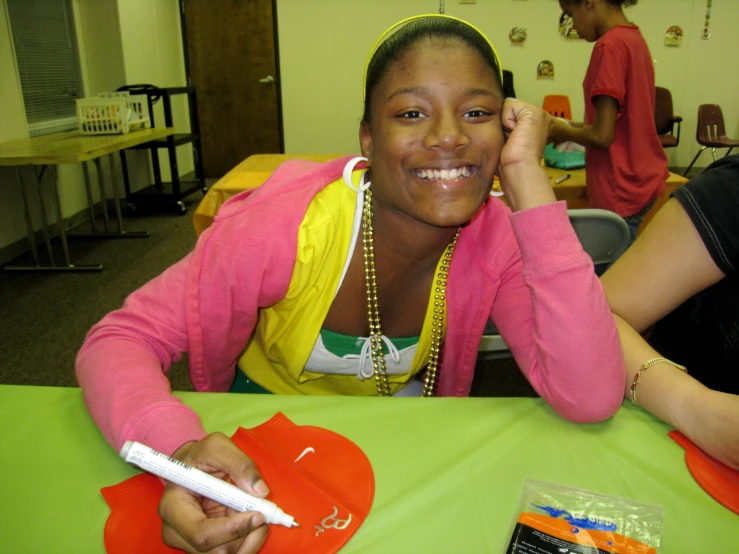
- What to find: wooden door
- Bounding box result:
[182,0,282,178]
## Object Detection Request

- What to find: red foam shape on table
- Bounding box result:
[101,473,180,554]
[101,413,375,553]
[669,430,739,515]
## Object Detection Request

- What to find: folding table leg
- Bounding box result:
[108,154,148,237]
[94,157,110,233]
[4,165,102,272]
[12,166,40,267]
[49,165,72,266]
[82,161,97,233]
[68,155,149,239]
[32,165,55,265]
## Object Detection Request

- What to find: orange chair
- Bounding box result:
[654,86,682,149]
[683,104,739,176]
[543,94,572,120]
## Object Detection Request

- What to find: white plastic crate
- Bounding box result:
[76,92,151,135]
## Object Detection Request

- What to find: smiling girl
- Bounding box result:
[76,15,625,553]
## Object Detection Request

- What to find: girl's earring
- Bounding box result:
[343,156,372,192]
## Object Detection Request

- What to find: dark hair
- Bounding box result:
[362,17,502,122]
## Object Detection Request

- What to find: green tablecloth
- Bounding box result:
[0,385,735,552]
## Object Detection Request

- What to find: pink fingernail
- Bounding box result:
[254,479,269,497]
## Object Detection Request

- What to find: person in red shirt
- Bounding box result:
[549,0,669,244]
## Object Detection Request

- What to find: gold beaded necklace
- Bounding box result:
[361,188,460,397]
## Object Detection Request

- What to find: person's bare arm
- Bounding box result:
[603,198,739,469]
[549,95,618,149]
[602,198,725,331]
[614,315,739,469]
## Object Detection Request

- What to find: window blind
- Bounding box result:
[6,0,83,136]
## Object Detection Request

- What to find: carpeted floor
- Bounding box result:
[0,204,199,391]
[0,197,536,398]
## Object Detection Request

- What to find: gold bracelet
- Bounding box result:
[630,357,687,405]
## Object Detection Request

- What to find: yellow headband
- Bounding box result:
[362,14,504,103]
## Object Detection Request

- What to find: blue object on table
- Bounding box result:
[544,143,585,169]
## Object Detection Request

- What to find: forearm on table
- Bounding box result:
[615,315,704,429]
[522,274,624,422]
[75,250,204,451]
[76,336,207,455]
[500,206,625,422]
[615,314,739,469]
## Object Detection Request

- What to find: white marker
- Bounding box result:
[555,173,571,184]
[120,441,299,528]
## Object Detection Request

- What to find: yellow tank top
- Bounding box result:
[237,173,444,395]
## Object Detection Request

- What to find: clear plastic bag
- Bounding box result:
[502,480,664,554]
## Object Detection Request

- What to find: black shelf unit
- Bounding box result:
[120,87,206,214]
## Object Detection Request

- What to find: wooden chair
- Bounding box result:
[654,87,682,149]
[543,95,572,120]
[684,104,739,176]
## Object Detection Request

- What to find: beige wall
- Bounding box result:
[0,0,90,251]
[117,0,193,185]
[3,0,736,254]
[277,0,739,169]
[0,2,25,143]
[75,0,126,96]
[0,0,191,253]
[0,1,31,247]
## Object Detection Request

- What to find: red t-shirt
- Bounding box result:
[583,25,668,217]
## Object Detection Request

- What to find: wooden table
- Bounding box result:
[1,385,736,552]
[0,128,174,271]
[193,154,688,236]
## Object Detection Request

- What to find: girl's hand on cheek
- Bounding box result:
[495,99,556,212]
[499,98,552,172]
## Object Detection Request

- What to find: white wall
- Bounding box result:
[277,0,739,169]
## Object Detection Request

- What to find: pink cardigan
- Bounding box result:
[76,156,625,455]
